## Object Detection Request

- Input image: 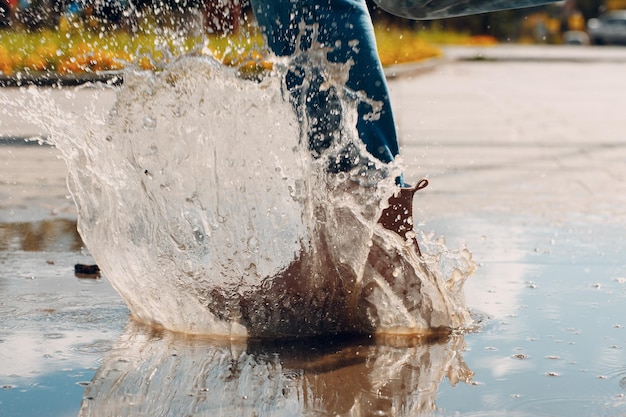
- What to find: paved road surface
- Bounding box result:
[390,45,626,230]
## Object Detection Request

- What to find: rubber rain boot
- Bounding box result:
[378,179,429,256]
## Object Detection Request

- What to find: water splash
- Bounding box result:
[2,52,474,338]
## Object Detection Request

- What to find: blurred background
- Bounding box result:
[1,0,625,79]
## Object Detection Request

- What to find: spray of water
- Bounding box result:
[2,49,474,338]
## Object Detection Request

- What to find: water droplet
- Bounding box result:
[247,236,259,253]
[146,144,158,156]
[193,227,205,243]
[143,116,157,130]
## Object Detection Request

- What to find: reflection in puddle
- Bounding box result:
[3,218,626,416]
[79,323,472,417]
[0,219,83,252]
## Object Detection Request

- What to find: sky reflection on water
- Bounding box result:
[1,216,626,416]
[430,215,626,416]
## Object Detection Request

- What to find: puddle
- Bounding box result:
[0,219,83,252]
[78,323,471,417]
[0,250,128,417]
[430,215,626,416]
[1,216,625,416]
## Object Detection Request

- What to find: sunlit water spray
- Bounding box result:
[2,49,474,338]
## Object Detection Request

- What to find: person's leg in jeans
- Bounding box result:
[249,0,399,165]
[250,0,426,254]
[226,0,433,338]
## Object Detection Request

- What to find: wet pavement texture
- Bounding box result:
[2,45,626,416]
[396,45,626,225]
[391,45,626,416]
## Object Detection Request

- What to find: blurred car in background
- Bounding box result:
[588,10,626,45]
[563,30,590,45]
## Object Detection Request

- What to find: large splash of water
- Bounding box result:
[3,51,474,338]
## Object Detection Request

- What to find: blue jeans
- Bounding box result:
[250,0,400,167]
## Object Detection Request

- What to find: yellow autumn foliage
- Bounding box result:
[0,23,448,77]
[375,25,442,66]
[0,45,15,75]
